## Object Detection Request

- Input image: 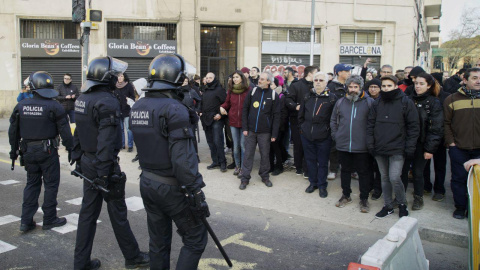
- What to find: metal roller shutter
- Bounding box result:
[339,56,381,71]
[21,58,82,88]
[117,58,154,82]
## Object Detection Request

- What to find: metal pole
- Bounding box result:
[310,0,315,65]
[81,23,91,85]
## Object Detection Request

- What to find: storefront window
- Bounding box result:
[340,30,382,45]
[262,27,320,43]
[107,22,176,40]
[20,20,80,39]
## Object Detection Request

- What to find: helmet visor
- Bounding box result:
[109,57,129,76]
[184,61,197,80]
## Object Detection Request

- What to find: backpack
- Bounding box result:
[251,87,275,101]
[335,96,374,122]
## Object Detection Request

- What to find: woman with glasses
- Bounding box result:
[56,73,79,123]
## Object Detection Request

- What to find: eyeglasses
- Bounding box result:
[313,79,325,82]
[64,77,71,80]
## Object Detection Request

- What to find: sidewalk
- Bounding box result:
[0,118,468,248]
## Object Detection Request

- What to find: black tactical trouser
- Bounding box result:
[21,144,60,225]
[139,176,208,270]
[74,154,140,270]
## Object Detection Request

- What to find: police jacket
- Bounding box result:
[330,92,373,153]
[221,87,250,128]
[327,79,347,99]
[444,87,480,150]
[56,82,79,111]
[409,91,444,154]
[366,89,420,156]
[285,78,313,119]
[129,91,205,192]
[9,94,73,150]
[114,83,136,118]
[298,89,338,142]
[72,86,122,178]
[200,79,227,126]
[242,87,280,138]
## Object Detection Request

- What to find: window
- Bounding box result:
[107,22,177,40]
[262,27,320,43]
[20,20,80,39]
[433,56,443,70]
[340,30,382,45]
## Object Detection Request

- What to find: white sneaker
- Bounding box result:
[327,172,336,180]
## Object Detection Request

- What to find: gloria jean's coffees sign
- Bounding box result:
[21,38,81,57]
[107,39,177,57]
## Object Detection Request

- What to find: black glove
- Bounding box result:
[75,162,82,174]
[9,150,18,160]
[192,190,210,219]
[94,176,109,189]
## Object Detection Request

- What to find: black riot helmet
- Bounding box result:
[81,56,128,92]
[27,71,58,98]
[143,53,196,91]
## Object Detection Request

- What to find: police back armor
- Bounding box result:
[17,97,66,140]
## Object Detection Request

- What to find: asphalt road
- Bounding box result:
[0,156,468,270]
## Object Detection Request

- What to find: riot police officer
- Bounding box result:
[71,56,149,270]
[130,53,209,270]
[8,71,73,232]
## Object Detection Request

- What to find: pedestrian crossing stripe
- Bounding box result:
[0,215,21,226]
[125,196,144,212]
[0,240,16,254]
[65,197,83,206]
[38,213,101,234]
[0,180,20,185]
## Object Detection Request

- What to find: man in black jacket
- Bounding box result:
[443,68,466,94]
[367,75,419,219]
[200,72,227,171]
[239,72,280,190]
[285,65,318,177]
[56,73,79,124]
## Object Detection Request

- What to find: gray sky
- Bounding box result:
[440,0,480,41]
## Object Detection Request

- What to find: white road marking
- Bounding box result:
[37,208,61,214]
[125,196,144,212]
[0,240,17,254]
[0,180,20,185]
[38,213,100,234]
[198,259,256,270]
[65,197,83,206]
[0,215,21,226]
[220,233,273,253]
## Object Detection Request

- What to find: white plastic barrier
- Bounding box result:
[361,217,429,270]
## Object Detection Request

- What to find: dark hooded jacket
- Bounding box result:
[404,66,425,96]
[298,89,338,142]
[327,79,347,99]
[242,86,280,138]
[200,79,227,126]
[366,89,420,156]
[285,78,313,119]
[56,82,79,111]
[443,74,462,94]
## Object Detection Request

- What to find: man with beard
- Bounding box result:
[330,75,374,213]
[200,72,227,172]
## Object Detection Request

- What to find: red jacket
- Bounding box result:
[221,88,250,128]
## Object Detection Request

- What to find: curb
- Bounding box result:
[418,226,468,248]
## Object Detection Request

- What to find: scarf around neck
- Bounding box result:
[232,84,247,94]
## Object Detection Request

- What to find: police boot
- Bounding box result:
[86,258,101,270]
[19,221,36,232]
[125,251,149,269]
[42,217,67,230]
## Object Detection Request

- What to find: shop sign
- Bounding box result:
[339,45,382,55]
[107,39,177,57]
[20,38,81,57]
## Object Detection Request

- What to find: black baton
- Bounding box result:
[201,216,233,267]
[71,170,110,193]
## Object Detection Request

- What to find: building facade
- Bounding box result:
[0,0,441,115]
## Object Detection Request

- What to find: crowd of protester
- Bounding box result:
[179,58,480,221]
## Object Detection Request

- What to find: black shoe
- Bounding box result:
[42,217,67,230]
[303,172,308,179]
[86,258,101,270]
[295,169,303,175]
[375,206,394,219]
[227,162,236,169]
[239,181,248,190]
[125,251,150,269]
[131,155,139,162]
[371,190,382,201]
[305,185,318,193]
[19,221,36,232]
[319,188,328,198]
[412,195,424,211]
[207,163,219,170]
[220,163,227,172]
[128,147,133,152]
[262,179,273,187]
[453,208,466,219]
[272,168,284,176]
[399,204,409,217]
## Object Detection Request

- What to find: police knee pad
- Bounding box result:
[172,207,202,236]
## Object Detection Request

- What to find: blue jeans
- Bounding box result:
[301,135,331,189]
[121,117,134,148]
[204,119,226,165]
[230,126,245,167]
[66,109,75,123]
[448,146,480,210]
